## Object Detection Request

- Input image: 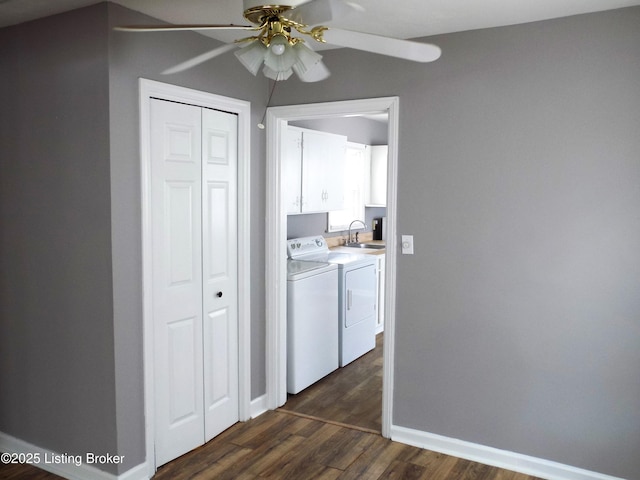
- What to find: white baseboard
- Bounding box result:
[390,425,625,480]
[116,461,149,480]
[250,394,269,419]
[0,431,149,480]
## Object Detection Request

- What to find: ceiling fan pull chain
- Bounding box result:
[257,79,279,129]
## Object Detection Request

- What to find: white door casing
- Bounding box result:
[264,97,399,438]
[140,79,251,476]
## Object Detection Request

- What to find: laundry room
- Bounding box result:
[282,112,389,432]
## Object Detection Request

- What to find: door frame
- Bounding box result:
[264,97,399,438]
[139,79,252,475]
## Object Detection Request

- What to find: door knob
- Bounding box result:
[216,291,223,298]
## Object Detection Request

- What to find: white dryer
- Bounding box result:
[286,238,339,394]
[327,252,377,366]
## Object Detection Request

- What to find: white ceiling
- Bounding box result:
[2,0,640,44]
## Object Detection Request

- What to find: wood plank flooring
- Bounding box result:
[0,414,542,480]
[0,461,65,479]
[153,409,542,480]
[1,334,542,480]
[280,332,384,433]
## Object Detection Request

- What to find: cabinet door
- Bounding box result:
[283,127,303,214]
[321,132,347,211]
[301,129,347,213]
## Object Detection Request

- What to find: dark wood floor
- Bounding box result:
[153,409,542,480]
[0,461,65,479]
[0,415,542,480]
[1,335,542,480]
[281,332,384,432]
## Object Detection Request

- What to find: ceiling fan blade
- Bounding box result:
[283,0,361,26]
[114,24,255,33]
[323,28,441,63]
[162,43,239,74]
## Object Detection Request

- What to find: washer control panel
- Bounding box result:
[287,236,328,259]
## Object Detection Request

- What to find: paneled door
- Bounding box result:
[201,107,239,443]
[150,98,238,467]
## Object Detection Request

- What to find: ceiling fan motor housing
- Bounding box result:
[242,0,311,10]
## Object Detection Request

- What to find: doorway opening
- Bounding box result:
[264,97,400,438]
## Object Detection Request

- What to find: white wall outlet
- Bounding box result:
[401,235,414,255]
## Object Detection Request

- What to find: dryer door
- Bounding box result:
[344,264,376,328]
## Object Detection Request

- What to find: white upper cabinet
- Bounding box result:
[283,127,304,214]
[366,145,388,206]
[284,126,347,214]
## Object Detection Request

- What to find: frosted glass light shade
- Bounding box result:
[291,43,329,82]
[296,59,330,82]
[234,40,267,76]
[263,65,294,81]
[291,43,322,75]
[264,36,297,73]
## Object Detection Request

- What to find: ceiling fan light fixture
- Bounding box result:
[263,65,294,81]
[269,34,288,55]
[291,42,323,76]
[116,0,442,83]
[234,40,268,76]
[264,39,297,73]
[295,59,330,82]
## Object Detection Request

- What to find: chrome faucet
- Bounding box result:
[347,220,367,245]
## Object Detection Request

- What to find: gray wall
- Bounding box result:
[1,2,639,479]
[0,2,118,466]
[105,4,268,471]
[1,2,268,474]
[277,7,640,479]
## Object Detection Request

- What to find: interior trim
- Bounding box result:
[250,393,269,419]
[264,96,400,438]
[390,425,624,480]
[0,430,148,480]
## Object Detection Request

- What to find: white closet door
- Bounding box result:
[201,107,239,441]
[150,100,239,466]
[150,99,205,466]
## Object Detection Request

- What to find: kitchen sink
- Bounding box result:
[345,243,385,250]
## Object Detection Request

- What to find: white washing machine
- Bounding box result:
[287,236,378,368]
[287,238,339,394]
[327,252,377,366]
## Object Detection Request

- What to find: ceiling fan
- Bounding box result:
[114,0,441,82]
